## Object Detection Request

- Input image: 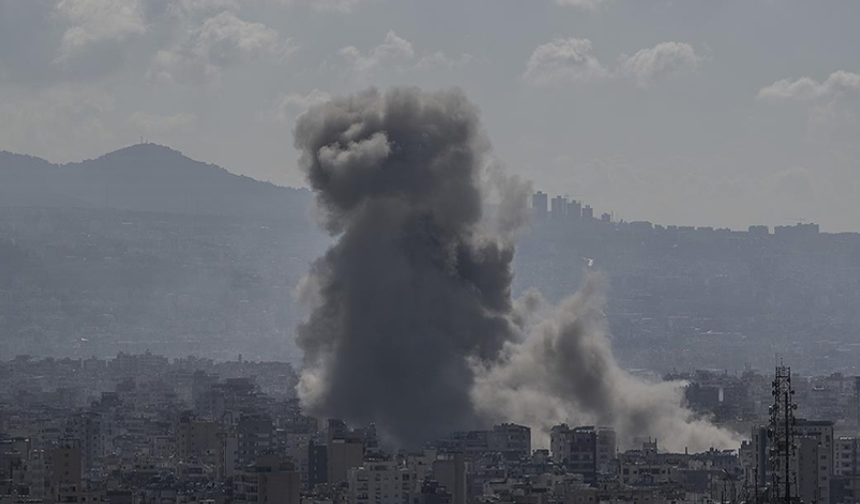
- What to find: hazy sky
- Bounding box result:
[1,0,859,231]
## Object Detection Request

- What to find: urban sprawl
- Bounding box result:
[2,353,860,504]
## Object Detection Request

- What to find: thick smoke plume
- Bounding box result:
[294,87,519,446]
[294,86,738,451]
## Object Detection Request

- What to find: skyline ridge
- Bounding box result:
[2,142,848,234]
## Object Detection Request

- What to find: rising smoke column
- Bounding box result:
[294,86,739,451]
[293,87,519,446]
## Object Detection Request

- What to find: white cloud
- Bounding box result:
[56,0,147,60]
[148,10,295,84]
[338,30,414,75]
[127,111,197,135]
[0,83,115,161]
[525,39,703,87]
[271,89,332,122]
[272,0,373,14]
[147,49,186,84]
[415,51,475,71]
[170,0,241,15]
[191,11,293,66]
[758,71,860,144]
[332,31,474,78]
[757,71,860,101]
[555,0,606,10]
[523,38,607,85]
[617,41,703,87]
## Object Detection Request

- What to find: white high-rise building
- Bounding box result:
[348,458,414,504]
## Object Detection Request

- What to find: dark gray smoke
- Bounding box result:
[293,87,519,446]
[294,86,738,450]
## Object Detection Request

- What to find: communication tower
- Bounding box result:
[768,365,798,504]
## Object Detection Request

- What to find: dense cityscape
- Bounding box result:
[4,352,860,504]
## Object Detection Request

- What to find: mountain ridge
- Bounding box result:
[0,143,311,221]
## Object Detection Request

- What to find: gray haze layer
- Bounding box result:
[294,86,737,450]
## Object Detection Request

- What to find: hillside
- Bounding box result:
[0,144,311,220]
[0,205,329,362]
[2,145,860,374]
[0,145,324,362]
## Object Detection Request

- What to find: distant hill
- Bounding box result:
[0,144,312,221]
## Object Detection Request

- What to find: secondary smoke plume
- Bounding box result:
[472,274,740,451]
[294,86,738,450]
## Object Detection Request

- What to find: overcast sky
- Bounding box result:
[1,0,859,231]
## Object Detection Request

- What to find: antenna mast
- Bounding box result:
[768,364,797,504]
